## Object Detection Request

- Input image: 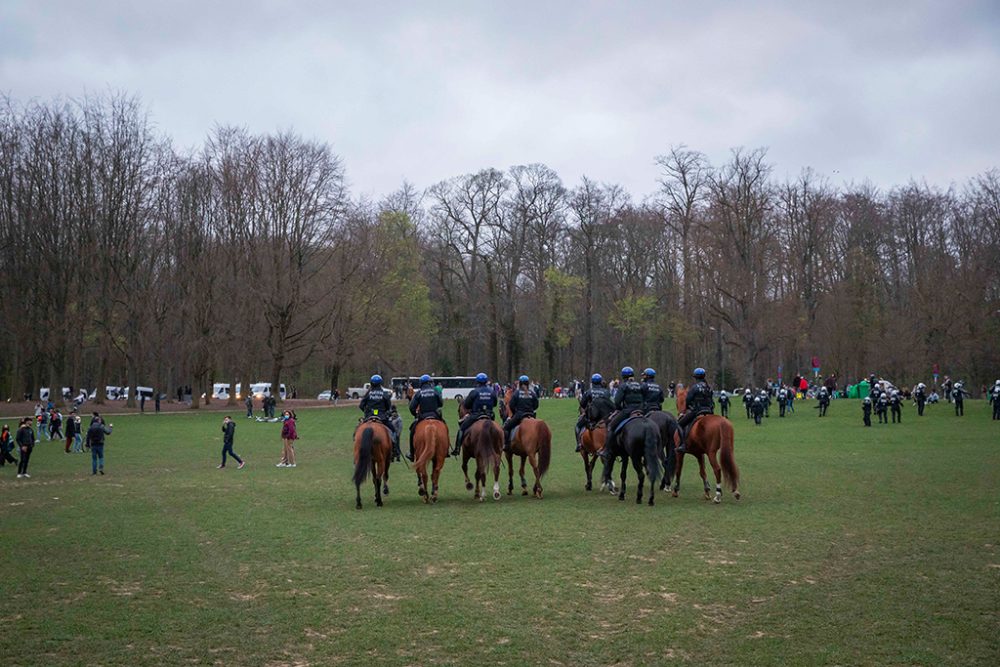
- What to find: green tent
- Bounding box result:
[847,380,870,399]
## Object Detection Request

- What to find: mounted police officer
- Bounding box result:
[359,375,399,458]
[603,367,645,453]
[503,375,539,453]
[575,373,614,452]
[676,368,714,452]
[452,373,497,456]
[640,368,664,413]
[405,374,444,462]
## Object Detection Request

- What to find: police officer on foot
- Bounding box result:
[676,368,715,452]
[359,375,399,458]
[503,375,539,453]
[914,382,927,416]
[405,374,444,462]
[640,368,664,413]
[452,373,497,456]
[603,367,645,455]
[575,373,614,452]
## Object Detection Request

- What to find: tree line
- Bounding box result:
[1,94,997,407]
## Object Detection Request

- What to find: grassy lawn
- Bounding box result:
[1,397,998,666]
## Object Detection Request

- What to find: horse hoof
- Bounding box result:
[383,487,390,495]
[672,490,678,498]
[493,491,501,501]
[618,494,625,502]
[465,482,473,491]
[418,488,426,496]
[713,495,722,504]
[356,503,362,510]
[376,500,383,507]
[432,495,438,504]
[585,483,592,491]
[478,495,485,503]
[648,499,655,506]
[422,495,429,504]
[521,489,528,496]
[734,491,742,501]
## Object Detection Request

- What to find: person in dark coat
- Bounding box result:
[453,373,498,456]
[85,417,113,475]
[1,424,18,467]
[677,368,715,450]
[218,416,245,469]
[406,375,444,462]
[575,373,614,452]
[359,375,397,458]
[503,375,539,453]
[953,382,966,416]
[750,396,764,425]
[16,418,35,477]
[914,382,927,416]
[604,367,645,453]
[890,391,903,423]
[862,396,872,427]
[718,391,730,419]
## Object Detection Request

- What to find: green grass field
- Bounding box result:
[2,398,998,666]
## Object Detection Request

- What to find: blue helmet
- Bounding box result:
[621,366,635,378]
[475,372,488,384]
[370,374,383,385]
[643,368,656,378]
[591,373,603,384]
[419,374,431,384]
[518,375,530,383]
[693,368,706,379]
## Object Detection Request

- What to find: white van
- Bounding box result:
[212,383,231,399]
[122,386,155,401]
[249,382,286,400]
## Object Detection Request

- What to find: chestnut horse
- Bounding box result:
[457,403,503,501]
[353,420,393,509]
[665,414,741,504]
[413,419,449,504]
[503,387,552,499]
[675,385,687,413]
[579,421,607,491]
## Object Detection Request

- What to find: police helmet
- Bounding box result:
[621,366,634,378]
[720,390,728,398]
[518,375,530,384]
[370,374,382,385]
[693,367,706,379]
[863,397,871,404]
[643,368,656,378]
[744,388,751,395]
[591,373,603,384]
[419,374,431,384]
[753,396,761,402]
[475,372,488,384]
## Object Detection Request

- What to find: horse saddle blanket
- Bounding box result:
[613,411,645,435]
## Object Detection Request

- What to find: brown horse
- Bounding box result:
[457,402,503,501]
[667,414,740,504]
[579,420,607,491]
[413,419,449,504]
[503,387,551,498]
[353,420,393,509]
[675,384,687,413]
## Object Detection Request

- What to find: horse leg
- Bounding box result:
[697,454,710,501]
[618,457,627,502]
[373,468,383,508]
[583,452,593,491]
[672,450,684,497]
[383,457,390,496]
[707,447,723,504]
[462,452,473,492]
[519,455,528,496]
[528,452,542,499]
[507,451,515,495]
[355,482,362,510]
[493,459,501,501]
[633,453,645,505]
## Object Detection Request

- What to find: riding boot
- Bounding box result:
[503,430,512,454]
[450,431,462,457]
[405,428,415,462]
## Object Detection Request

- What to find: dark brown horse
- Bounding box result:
[503,387,551,498]
[458,403,503,501]
[353,420,393,509]
[579,420,607,491]
[413,419,449,504]
[666,414,740,504]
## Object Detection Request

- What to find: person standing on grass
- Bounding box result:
[16,418,35,478]
[86,417,113,475]
[218,416,246,469]
[277,410,298,468]
[1,424,18,467]
[72,413,84,452]
[64,412,77,453]
[245,392,253,418]
[49,409,63,440]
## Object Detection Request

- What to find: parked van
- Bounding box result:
[248,382,286,400]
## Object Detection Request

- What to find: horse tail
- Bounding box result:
[718,419,739,492]
[643,420,662,484]
[353,427,373,487]
[475,422,498,474]
[536,422,551,479]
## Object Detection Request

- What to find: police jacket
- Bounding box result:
[464,385,497,417]
[914,388,926,401]
[580,386,614,421]
[719,393,730,405]
[409,384,443,419]
[613,380,645,412]
[509,388,539,417]
[953,387,965,401]
[687,382,715,413]
[641,381,664,412]
[360,387,392,418]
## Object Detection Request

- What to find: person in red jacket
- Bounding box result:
[798,376,808,396]
[277,410,298,468]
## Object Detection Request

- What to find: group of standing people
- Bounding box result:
[3,410,113,478]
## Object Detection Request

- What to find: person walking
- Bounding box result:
[277,410,298,468]
[16,418,35,478]
[218,416,246,469]
[72,414,84,452]
[49,409,64,440]
[64,412,77,453]
[1,424,18,467]
[862,397,872,427]
[86,417,113,475]
[155,393,161,413]
[245,392,253,419]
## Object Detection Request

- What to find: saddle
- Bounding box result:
[613,410,646,435]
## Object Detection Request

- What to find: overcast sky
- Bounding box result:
[2,1,998,199]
